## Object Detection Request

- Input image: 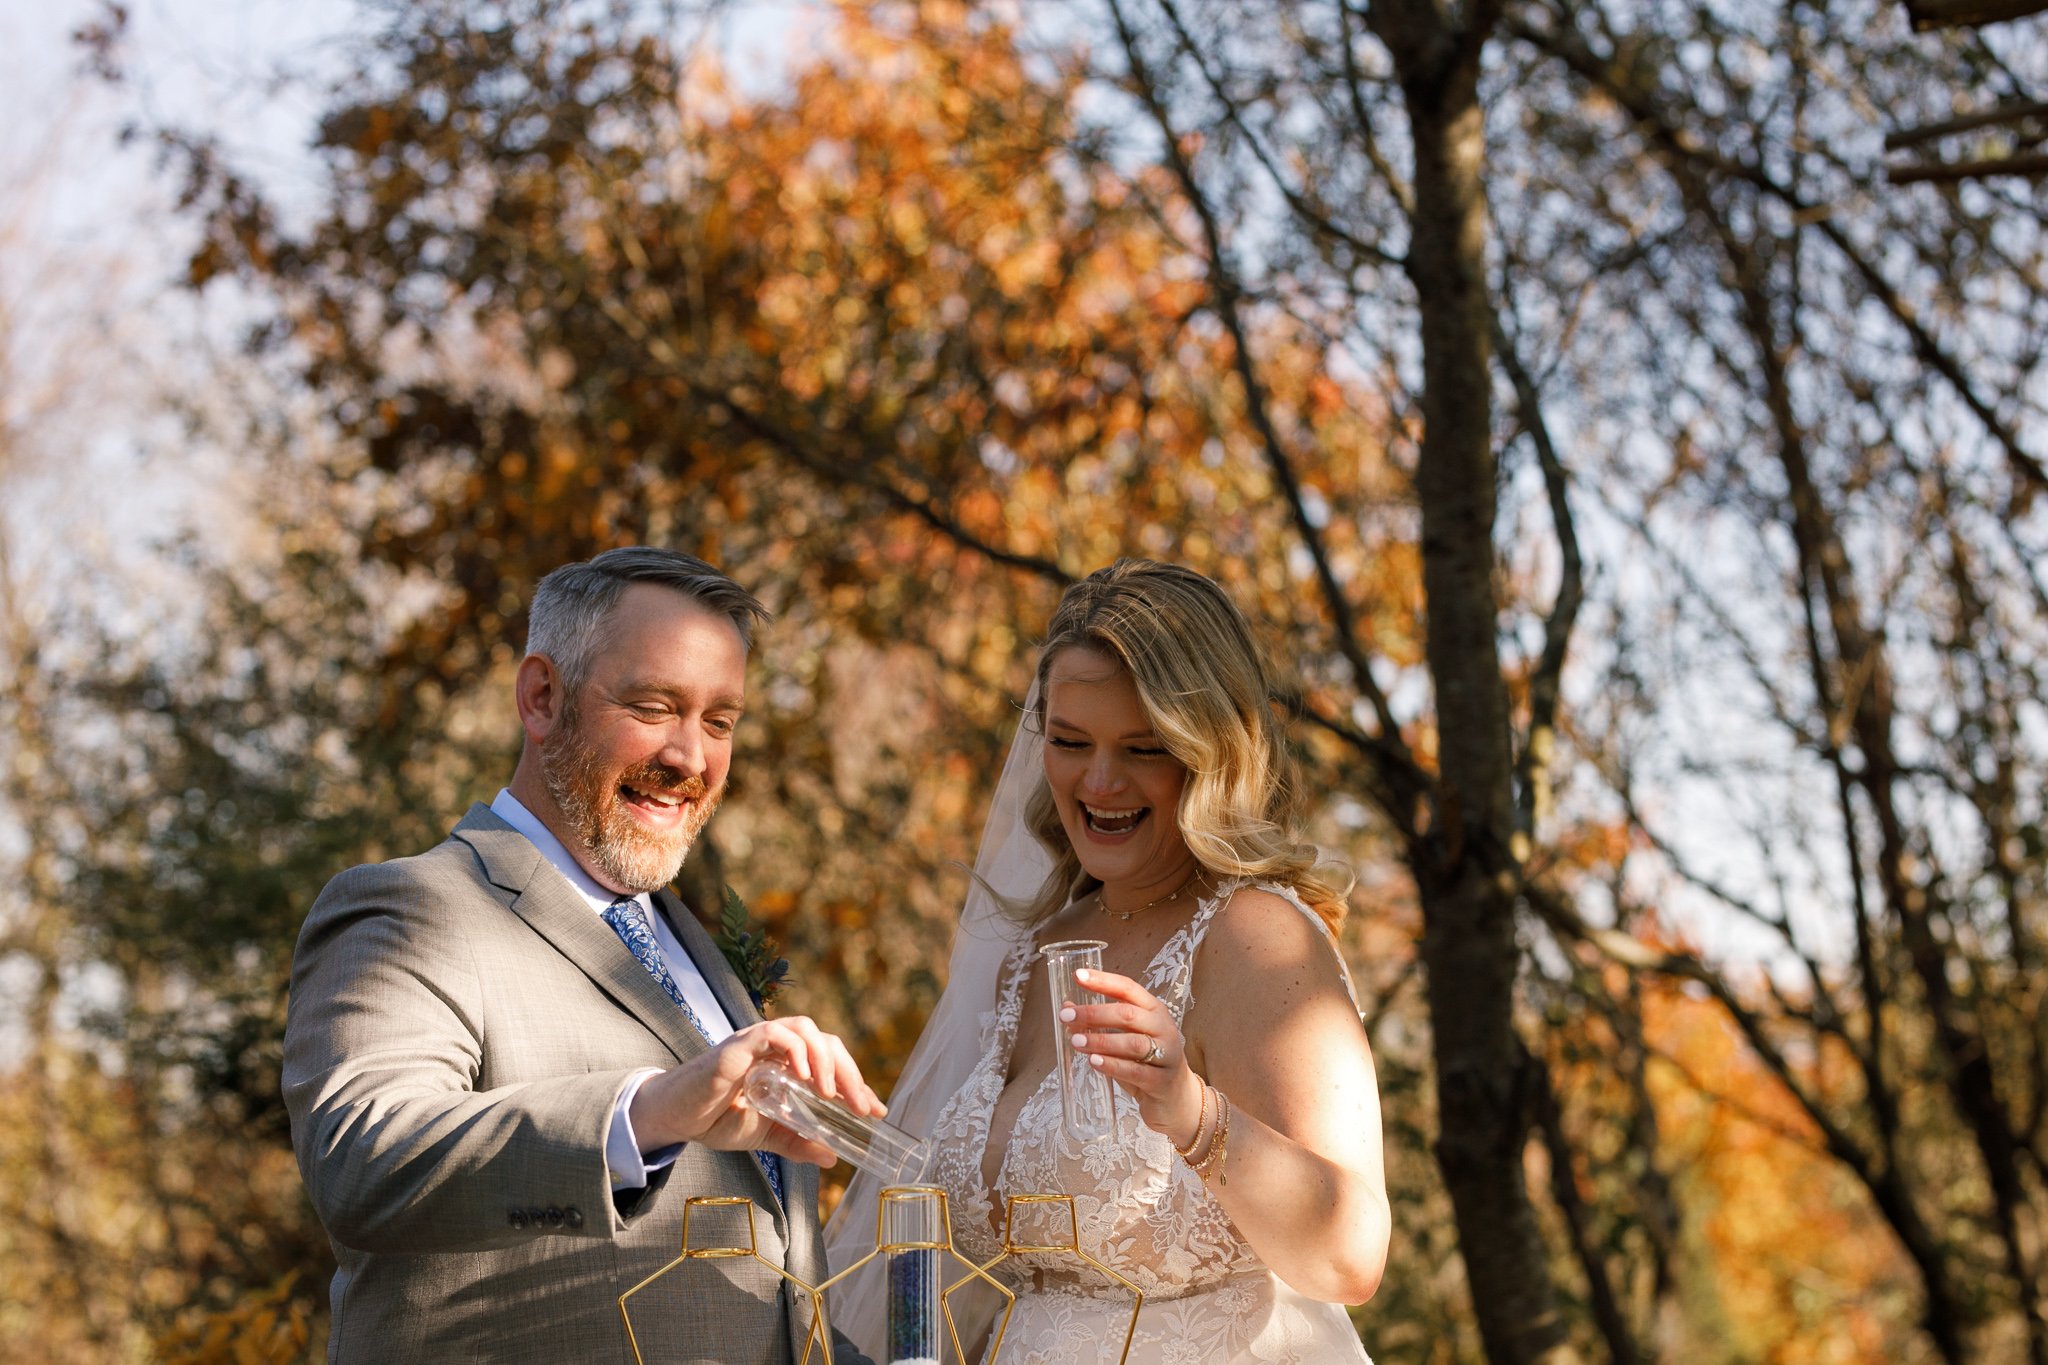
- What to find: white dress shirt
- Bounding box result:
[490,789,729,1189]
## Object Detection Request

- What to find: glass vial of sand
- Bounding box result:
[881,1186,945,1365]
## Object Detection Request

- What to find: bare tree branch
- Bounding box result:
[1104,0,1423,793]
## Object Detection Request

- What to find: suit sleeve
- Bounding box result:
[282,860,643,1254]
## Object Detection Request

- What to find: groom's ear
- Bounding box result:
[514,653,566,743]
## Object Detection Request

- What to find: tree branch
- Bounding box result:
[1104,0,1422,796]
[1152,0,1405,271]
[1494,314,1583,837]
[1510,13,2048,503]
[1531,1046,1648,1365]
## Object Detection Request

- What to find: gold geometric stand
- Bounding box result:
[967,1192,1145,1365]
[616,1189,1143,1365]
[618,1195,834,1365]
[818,1184,1016,1364]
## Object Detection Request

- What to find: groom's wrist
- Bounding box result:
[627,1061,710,1150]
[611,1069,684,1179]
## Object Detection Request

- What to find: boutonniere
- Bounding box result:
[714,885,790,1013]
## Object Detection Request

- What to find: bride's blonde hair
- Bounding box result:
[1016,559,1352,928]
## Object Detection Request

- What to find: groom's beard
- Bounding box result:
[541,706,723,894]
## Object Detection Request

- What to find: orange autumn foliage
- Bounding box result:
[1640,974,1925,1361]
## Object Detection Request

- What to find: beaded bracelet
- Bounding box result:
[1174,1084,1214,1161]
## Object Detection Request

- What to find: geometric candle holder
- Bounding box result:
[618,1195,835,1365]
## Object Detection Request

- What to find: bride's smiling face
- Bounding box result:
[1040,645,1197,897]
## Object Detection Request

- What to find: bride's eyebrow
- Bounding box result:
[1045,713,1160,742]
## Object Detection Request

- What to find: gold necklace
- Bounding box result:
[1099,867,1205,921]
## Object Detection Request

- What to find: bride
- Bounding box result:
[828,559,1386,1362]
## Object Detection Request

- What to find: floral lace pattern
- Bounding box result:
[923,879,1373,1364]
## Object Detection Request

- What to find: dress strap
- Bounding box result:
[1150,885,1232,1021]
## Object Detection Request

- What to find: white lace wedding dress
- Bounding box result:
[922,879,1374,1364]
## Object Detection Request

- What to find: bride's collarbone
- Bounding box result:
[1030,899,1198,976]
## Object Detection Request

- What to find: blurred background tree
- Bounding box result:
[3,0,2045,1361]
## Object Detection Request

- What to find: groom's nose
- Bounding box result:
[655,719,710,781]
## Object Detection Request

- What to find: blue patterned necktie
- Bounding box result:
[602,895,784,1206]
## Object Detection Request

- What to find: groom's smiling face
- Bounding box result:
[538,584,748,894]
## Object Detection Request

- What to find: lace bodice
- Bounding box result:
[923,879,1373,1363]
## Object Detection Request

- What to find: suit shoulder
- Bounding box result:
[300,834,491,940]
[314,835,479,901]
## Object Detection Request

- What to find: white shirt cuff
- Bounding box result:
[607,1069,684,1191]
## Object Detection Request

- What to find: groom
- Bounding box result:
[283,547,879,1364]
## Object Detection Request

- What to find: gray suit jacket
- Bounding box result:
[284,804,869,1364]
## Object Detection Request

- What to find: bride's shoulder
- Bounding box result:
[1200,881,1342,971]
[1190,882,1359,1030]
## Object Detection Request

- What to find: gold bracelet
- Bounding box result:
[1183,1089,1223,1168]
[1213,1095,1232,1185]
[1174,1084,1214,1160]
[1192,1090,1232,1183]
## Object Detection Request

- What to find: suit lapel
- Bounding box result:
[452,804,706,1067]
[452,806,789,1218]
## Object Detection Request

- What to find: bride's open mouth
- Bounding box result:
[1082,802,1148,837]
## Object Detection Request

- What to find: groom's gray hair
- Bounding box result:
[525,547,771,695]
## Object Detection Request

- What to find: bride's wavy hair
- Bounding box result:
[1015,559,1353,929]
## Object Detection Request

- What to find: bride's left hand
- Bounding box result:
[1062,968,1207,1151]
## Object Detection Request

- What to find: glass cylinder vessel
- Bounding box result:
[880,1187,945,1365]
[741,1062,929,1182]
[1040,938,1117,1141]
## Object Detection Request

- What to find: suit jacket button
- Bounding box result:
[564,1207,584,1229]
[508,1209,527,1229]
[545,1206,565,1228]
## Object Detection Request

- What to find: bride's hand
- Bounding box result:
[1062,968,1207,1151]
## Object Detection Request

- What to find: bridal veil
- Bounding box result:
[823,682,1053,1350]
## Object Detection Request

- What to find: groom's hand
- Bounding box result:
[627,1016,885,1165]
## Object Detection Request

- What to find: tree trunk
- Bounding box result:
[1373,4,1575,1357]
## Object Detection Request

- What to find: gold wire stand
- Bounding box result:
[618,1195,833,1365]
[815,1184,1016,1364]
[967,1192,1144,1365]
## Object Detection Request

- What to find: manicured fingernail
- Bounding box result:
[1089,1055,1106,1068]
[1071,1034,1087,1048]
[1076,969,1091,981]
[1059,1007,1076,1022]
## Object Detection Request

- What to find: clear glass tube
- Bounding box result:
[1040,938,1117,1141]
[880,1187,944,1365]
[741,1062,929,1183]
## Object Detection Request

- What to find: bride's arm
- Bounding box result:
[1065,887,1389,1304]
